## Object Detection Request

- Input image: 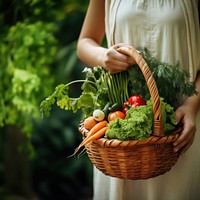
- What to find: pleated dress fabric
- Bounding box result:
[93,0,200,200]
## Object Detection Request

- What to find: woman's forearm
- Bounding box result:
[77,38,107,67]
[76,0,106,68]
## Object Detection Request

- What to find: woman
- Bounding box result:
[77,1,200,200]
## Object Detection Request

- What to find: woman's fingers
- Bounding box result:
[103,43,136,73]
[173,106,196,155]
[173,126,195,155]
[104,52,129,73]
[179,135,194,155]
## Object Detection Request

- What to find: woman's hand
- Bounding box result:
[173,105,197,155]
[174,72,200,155]
[103,43,136,74]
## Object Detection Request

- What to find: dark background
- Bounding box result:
[0,0,94,199]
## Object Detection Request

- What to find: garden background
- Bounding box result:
[0,0,94,199]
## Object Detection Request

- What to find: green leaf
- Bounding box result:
[128,49,196,108]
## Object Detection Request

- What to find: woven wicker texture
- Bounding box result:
[78,47,182,180]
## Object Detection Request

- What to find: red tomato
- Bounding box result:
[122,106,129,114]
[123,96,146,114]
[128,96,146,107]
[122,101,131,114]
[108,111,125,122]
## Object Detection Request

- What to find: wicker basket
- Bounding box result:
[78,46,182,180]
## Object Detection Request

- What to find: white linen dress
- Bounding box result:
[93,1,200,200]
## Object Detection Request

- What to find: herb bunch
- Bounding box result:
[40,66,130,118]
[128,49,196,108]
[40,67,107,118]
[41,49,197,119]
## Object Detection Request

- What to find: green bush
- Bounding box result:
[0,0,93,199]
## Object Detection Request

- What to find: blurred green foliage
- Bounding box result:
[0,21,57,135]
[0,0,93,199]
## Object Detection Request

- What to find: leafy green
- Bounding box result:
[160,98,177,134]
[39,48,195,142]
[128,48,196,108]
[105,105,153,140]
[105,99,177,140]
[40,66,131,118]
[41,67,104,118]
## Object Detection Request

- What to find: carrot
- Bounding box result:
[86,120,107,137]
[80,126,108,147]
[72,126,108,156]
[69,121,108,157]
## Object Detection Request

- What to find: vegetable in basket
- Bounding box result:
[108,111,125,122]
[129,49,196,108]
[93,109,105,121]
[83,116,98,130]
[40,49,196,141]
[123,95,146,114]
[40,66,129,118]
[69,120,108,157]
[105,98,177,140]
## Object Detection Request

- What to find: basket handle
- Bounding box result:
[117,46,163,136]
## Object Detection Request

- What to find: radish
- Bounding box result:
[93,109,105,121]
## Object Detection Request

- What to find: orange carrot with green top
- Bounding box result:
[69,121,108,157]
